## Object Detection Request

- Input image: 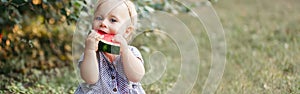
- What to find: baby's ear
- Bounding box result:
[124,25,135,41]
[125,25,134,35]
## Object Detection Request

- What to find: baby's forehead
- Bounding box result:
[95,0,129,16]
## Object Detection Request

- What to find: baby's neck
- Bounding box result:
[103,52,117,63]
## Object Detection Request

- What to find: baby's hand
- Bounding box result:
[113,34,128,51]
[85,30,104,51]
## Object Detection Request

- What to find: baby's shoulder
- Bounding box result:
[128,46,140,52]
[128,45,136,49]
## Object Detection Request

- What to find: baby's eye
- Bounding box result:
[95,17,103,20]
[110,18,118,22]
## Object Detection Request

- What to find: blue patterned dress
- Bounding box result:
[75,46,145,94]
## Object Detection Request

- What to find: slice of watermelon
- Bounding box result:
[96,30,120,54]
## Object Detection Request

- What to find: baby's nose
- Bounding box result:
[100,20,108,28]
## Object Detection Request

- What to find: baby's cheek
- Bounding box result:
[111,29,120,34]
[92,21,97,29]
[92,21,100,28]
[117,26,127,34]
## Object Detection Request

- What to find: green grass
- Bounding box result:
[212,0,300,93]
[1,67,78,94]
[1,0,299,93]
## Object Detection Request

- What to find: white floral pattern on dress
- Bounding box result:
[75,46,145,94]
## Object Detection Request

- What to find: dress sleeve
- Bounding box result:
[129,46,144,64]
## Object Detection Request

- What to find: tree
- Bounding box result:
[0,0,86,74]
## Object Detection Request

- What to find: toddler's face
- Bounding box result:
[93,2,131,35]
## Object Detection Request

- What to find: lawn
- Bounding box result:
[212,0,300,93]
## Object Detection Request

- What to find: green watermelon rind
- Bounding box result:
[98,40,120,54]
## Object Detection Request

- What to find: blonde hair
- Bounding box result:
[95,0,138,41]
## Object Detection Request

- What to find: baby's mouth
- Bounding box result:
[96,30,107,35]
[96,29,117,36]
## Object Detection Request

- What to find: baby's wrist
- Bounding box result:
[84,49,96,53]
[120,45,130,54]
[120,44,129,50]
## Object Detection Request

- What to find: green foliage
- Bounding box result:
[0,2,85,92]
[134,0,193,19]
[0,0,86,30]
[0,0,87,73]
[1,67,77,93]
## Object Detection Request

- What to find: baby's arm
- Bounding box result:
[80,31,103,84]
[114,34,145,82]
[121,46,145,82]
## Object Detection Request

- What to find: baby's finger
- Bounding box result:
[100,35,104,38]
[89,30,98,35]
[95,34,103,40]
[112,35,119,42]
[95,36,101,41]
[88,34,96,39]
[113,34,125,43]
[89,31,100,39]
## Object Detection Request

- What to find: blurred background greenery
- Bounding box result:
[0,0,299,94]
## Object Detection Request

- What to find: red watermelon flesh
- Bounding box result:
[96,30,120,46]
